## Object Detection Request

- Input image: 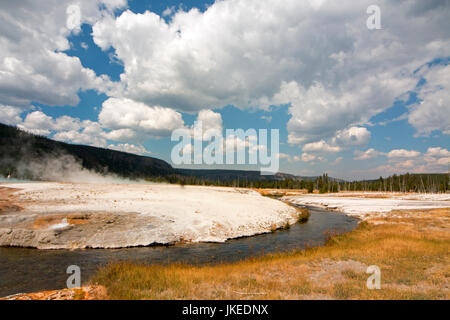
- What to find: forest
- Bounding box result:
[147,172,449,193]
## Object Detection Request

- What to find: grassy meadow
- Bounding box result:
[91,208,450,300]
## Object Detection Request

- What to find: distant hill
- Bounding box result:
[0,123,174,179]
[176,168,306,182]
[0,123,312,183]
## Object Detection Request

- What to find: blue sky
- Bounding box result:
[0,0,449,179]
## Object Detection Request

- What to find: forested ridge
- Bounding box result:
[1,123,448,193]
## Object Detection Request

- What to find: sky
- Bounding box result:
[0,0,449,180]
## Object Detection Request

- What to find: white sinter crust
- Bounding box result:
[0,182,298,249]
[283,192,450,220]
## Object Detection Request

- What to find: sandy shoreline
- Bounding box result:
[0,182,298,249]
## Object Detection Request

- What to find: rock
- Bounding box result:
[0,286,108,300]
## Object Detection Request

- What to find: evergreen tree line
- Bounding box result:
[146,172,449,194]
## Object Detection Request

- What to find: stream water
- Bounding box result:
[0,206,358,297]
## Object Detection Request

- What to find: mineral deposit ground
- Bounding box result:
[0,182,299,249]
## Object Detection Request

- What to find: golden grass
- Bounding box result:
[91,208,450,300]
[259,190,310,224]
[254,188,308,197]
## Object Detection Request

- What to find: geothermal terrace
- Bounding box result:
[0,182,298,249]
[283,192,450,220]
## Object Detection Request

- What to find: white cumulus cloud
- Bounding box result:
[0,105,23,125]
[333,127,371,147]
[98,98,185,137]
[387,149,421,159]
[408,64,450,136]
[303,140,341,154]
[354,148,384,160]
[91,0,450,144]
[0,1,127,108]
